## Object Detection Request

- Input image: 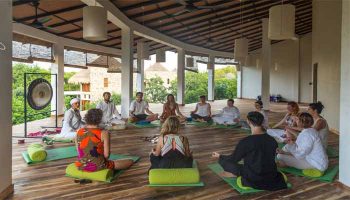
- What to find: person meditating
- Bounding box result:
[96,92,125,128]
[267,101,300,143]
[285,102,329,149]
[160,94,186,123]
[190,95,212,122]
[212,111,287,191]
[75,108,133,172]
[150,116,193,169]
[254,100,269,129]
[212,99,240,125]
[277,112,328,173]
[129,92,158,123]
[56,98,85,139]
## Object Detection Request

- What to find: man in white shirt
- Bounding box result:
[96,92,125,128]
[129,92,158,123]
[212,99,240,125]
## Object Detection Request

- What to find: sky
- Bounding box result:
[15,51,232,73]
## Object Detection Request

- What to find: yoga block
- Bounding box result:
[66,163,113,182]
[149,167,200,184]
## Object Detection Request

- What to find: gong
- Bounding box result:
[27,78,53,110]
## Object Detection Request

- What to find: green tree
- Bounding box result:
[64,72,80,91]
[144,76,168,103]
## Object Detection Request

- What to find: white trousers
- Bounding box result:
[277,154,314,170]
[212,116,236,125]
[267,129,286,143]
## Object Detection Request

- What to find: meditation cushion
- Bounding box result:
[236,172,288,190]
[66,163,113,182]
[27,143,47,162]
[302,169,324,178]
[149,168,200,184]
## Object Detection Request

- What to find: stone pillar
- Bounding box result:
[51,43,65,115]
[236,65,242,99]
[120,27,133,118]
[177,48,185,105]
[207,55,215,101]
[0,0,13,197]
[136,42,144,93]
[261,18,271,110]
[339,0,350,187]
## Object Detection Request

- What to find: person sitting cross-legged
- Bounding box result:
[160,94,186,124]
[212,99,240,125]
[212,111,287,191]
[75,108,134,171]
[129,92,159,123]
[96,92,125,128]
[190,95,212,122]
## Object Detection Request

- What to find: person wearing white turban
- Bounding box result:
[56,98,85,139]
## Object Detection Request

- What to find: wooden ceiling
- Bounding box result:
[13,0,312,54]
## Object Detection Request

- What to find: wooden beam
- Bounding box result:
[118,0,167,12]
[17,4,86,22]
[13,0,34,6]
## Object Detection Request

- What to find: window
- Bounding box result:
[104,78,108,87]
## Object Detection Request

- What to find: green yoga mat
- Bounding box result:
[278,165,339,183]
[187,121,212,127]
[277,143,339,158]
[22,146,77,165]
[129,120,160,128]
[148,161,204,187]
[66,155,140,183]
[208,163,291,194]
[211,124,241,129]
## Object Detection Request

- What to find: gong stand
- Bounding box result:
[24,72,58,138]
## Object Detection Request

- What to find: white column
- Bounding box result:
[236,66,242,99]
[340,0,350,187]
[261,18,271,110]
[120,27,133,118]
[0,0,13,197]
[207,55,215,101]
[51,43,65,115]
[136,42,144,93]
[177,48,185,105]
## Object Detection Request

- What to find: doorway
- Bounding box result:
[312,63,318,103]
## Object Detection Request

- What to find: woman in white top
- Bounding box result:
[277,112,328,172]
[56,98,85,139]
[267,101,299,143]
[254,100,269,129]
[212,99,240,125]
[285,102,329,149]
[190,95,212,122]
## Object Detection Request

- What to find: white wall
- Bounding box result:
[339,0,350,187]
[0,0,13,197]
[242,34,312,103]
[312,0,342,130]
[299,33,313,103]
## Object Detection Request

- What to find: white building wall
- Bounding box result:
[299,33,313,103]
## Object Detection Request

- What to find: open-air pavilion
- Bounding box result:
[1,0,350,199]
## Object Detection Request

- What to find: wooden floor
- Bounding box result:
[9,99,349,200]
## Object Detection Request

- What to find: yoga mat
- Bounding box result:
[66,154,140,183]
[208,163,291,194]
[129,120,160,128]
[186,121,212,127]
[22,146,77,164]
[278,165,339,183]
[211,124,241,129]
[148,161,204,187]
[277,143,339,158]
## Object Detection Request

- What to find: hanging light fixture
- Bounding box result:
[234,1,248,63]
[137,42,150,60]
[268,2,295,40]
[156,49,166,63]
[83,6,107,41]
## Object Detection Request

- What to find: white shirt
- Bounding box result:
[61,108,84,133]
[219,106,240,119]
[283,128,328,171]
[129,100,149,115]
[96,101,121,123]
[195,103,210,117]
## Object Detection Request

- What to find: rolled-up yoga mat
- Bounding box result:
[66,163,113,182]
[27,144,47,162]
